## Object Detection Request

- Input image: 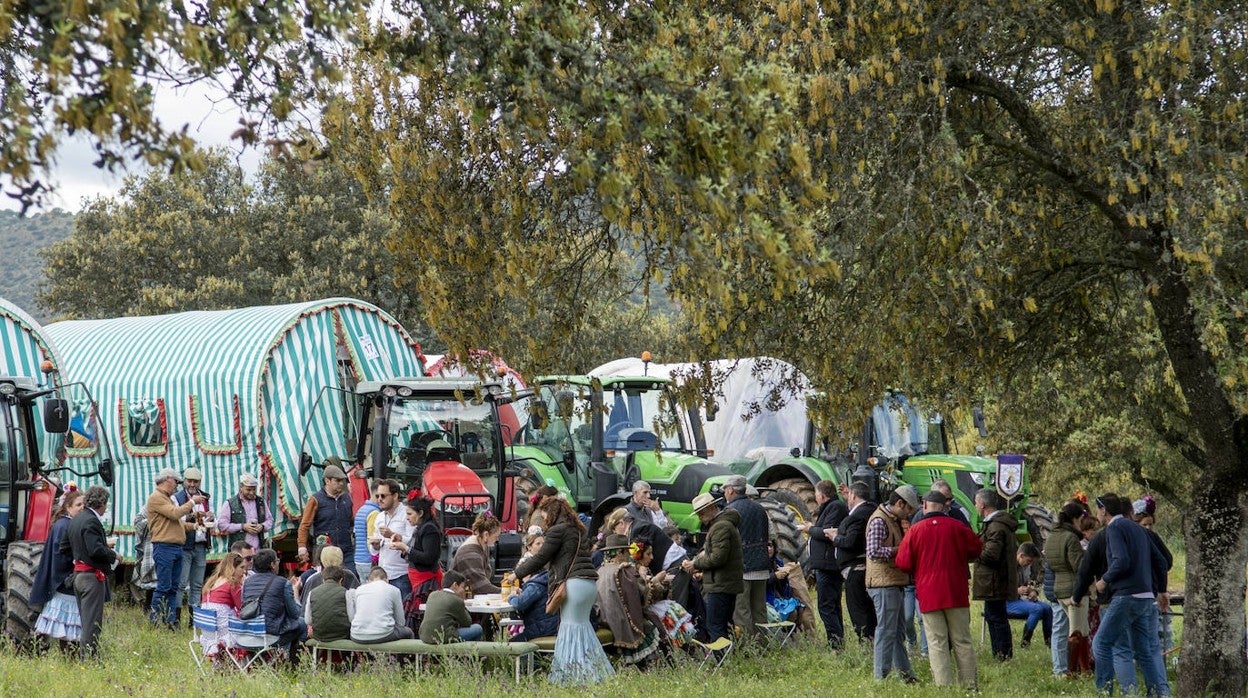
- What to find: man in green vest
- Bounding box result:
[305,565,351,642]
[215,472,273,550]
[866,485,920,682]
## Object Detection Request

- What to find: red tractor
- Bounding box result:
[299,377,526,573]
[2,367,115,642]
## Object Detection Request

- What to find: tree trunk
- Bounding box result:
[1177,468,1248,696]
[1140,245,1248,695]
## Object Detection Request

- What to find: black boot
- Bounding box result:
[1042,623,1051,647]
[1020,627,1034,648]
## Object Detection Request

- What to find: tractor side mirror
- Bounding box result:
[299,452,313,476]
[43,398,70,433]
[97,458,115,487]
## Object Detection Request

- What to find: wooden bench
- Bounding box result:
[305,638,540,680]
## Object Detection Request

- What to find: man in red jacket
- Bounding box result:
[896,490,984,689]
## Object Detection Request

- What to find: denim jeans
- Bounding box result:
[902,585,919,648]
[389,574,413,602]
[704,592,736,642]
[867,586,914,680]
[1005,599,1053,639]
[150,542,184,625]
[459,623,484,641]
[1113,631,1139,693]
[1093,595,1170,696]
[982,599,1013,660]
[179,543,208,608]
[1049,601,1069,675]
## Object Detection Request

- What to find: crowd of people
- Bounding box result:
[24,466,1176,694]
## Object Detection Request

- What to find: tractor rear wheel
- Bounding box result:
[4,540,44,644]
[513,470,546,530]
[760,492,809,567]
[1024,502,1055,549]
[771,477,817,514]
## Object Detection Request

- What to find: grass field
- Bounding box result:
[1,596,1179,697]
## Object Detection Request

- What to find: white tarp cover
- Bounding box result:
[590,357,811,464]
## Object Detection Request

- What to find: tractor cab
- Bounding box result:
[519,375,703,509]
[299,377,524,571]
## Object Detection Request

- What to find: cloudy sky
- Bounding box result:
[2,81,262,213]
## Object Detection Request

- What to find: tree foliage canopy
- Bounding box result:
[0,0,356,209]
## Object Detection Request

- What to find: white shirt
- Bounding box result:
[373,506,414,580]
[346,581,406,641]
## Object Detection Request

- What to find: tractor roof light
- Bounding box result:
[397,386,414,397]
[40,360,56,375]
[0,382,15,396]
[382,385,398,397]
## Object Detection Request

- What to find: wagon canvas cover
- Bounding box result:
[46,298,425,559]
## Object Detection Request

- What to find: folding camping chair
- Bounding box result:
[189,607,227,674]
[758,621,797,649]
[226,616,283,671]
[693,637,734,670]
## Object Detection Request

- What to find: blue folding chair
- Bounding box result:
[226,616,282,671]
[189,607,226,673]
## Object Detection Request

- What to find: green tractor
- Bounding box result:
[860,393,1053,544]
[505,374,808,563]
[734,390,1052,544]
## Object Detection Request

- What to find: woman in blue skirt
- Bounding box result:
[32,488,86,647]
[511,496,613,684]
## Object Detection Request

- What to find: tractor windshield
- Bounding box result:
[870,392,929,460]
[387,396,497,471]
[529,385,593,454]
[603,386,682,452]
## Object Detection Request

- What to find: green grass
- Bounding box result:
[0,598,1172,697]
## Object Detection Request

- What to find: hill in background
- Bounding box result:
[0,209,74,320]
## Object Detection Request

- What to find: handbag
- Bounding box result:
[544,532,581,615]
[240,575,280,620]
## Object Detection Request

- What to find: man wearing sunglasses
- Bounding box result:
[229,540,257,576]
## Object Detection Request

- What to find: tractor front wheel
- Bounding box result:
[4,540,44,644]
[771,477,817,514]
[513,470,547,531]
[759,492,809,567]
[1023,502,1055,549]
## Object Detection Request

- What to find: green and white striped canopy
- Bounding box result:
[1,297,62,383]
[46,298,426,559]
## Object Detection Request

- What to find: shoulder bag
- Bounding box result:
[544,531,582,615]
[240,575,280,619]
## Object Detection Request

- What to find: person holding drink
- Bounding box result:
[369,479,414,599]
[511,497,613,684]
[174,467,215,617]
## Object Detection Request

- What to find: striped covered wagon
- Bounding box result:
[45,298,427,560]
